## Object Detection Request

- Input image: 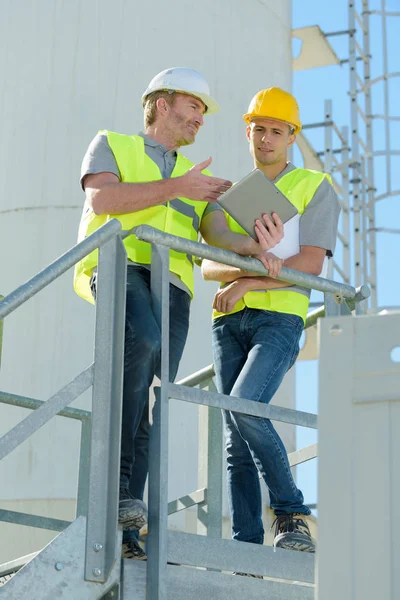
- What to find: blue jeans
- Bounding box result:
[93,265,190,544]
[212,308,310,545]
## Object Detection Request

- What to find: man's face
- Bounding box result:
[246,118,295,166]
[166,93,206,146]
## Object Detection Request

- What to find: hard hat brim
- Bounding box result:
[243,112,301,134]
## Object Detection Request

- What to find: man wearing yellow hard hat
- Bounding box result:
[74,69,283,561]
[202,87,340,560]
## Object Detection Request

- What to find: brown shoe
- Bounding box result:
[273,513,315,553]
[121,539,147,560]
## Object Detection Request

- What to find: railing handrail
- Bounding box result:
[0,219,122,320]
[0,219,371,323]
[0,391,91,422]
[134,224,371,301]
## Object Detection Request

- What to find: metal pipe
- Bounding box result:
[349,0,362,288]
[341,127,351,282]
[147,243,171,599]
[0,391,91,421]
[76,418,92,518]
[324,100,334,281]
[0,509,70,533]
[0,219,122,320]
[177,364,215,387]
[133,225,359,299]
[84,235,126,584]
[170,383,318,430]
[0,366,93,461]
[381,0,392,195]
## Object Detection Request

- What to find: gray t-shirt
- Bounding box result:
[81,131,215,295]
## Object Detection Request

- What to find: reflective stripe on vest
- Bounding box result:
[74,132,209,303]
[213,167,332,323]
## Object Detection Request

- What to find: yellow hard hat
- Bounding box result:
[243,87,302,134]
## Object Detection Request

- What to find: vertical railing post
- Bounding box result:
[147,243,170,599]
[84,234,127,583]
[205,379,223,539]
[324,100,334,281]
[76,417,91,518]
[197,400,209,535]
[341,126,351,283]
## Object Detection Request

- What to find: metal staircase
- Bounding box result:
[0,221,370,599]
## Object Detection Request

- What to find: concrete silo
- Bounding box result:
[0,0,294,562]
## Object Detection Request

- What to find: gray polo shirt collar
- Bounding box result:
[138,131,177,156]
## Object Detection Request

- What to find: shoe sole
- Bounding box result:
[121,551,147,560]
[119,510,148,531]
[274,534,315,553]
[233,572,264,579]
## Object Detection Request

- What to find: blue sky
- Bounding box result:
[292,0,399,505]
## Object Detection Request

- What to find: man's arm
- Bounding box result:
[85,158,232,215]
[200,209,284,258]
[212,276,290,314]
[202,245,326,284]
[209,246,326,314]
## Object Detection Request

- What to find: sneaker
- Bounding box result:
[119,487,148,531]
[233,572,263,579]
[121,538,147,560]
[272,513,315,553]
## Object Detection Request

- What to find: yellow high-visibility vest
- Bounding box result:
[74,131,209,303]
[214,168,332,323]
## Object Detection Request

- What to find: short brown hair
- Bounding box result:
[143,91,177,128]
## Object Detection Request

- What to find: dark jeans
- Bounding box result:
[92,264,190,544]
[212,308,310,545]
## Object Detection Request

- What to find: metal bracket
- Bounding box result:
[324,292,352,317]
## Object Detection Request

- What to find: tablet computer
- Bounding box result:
[218,169,298,240]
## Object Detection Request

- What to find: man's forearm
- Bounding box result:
[202,247,325,285]
[203,229,262,256]
[91,178,183,215]
[239,276,294,291]
[201,260,291,288]
[201,260,252,282]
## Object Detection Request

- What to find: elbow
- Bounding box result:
[201,262,213,281]
[311,262,325,277]
[201,268,211,281]
[89,189,107,216]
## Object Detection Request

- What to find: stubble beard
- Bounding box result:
[171,114,197,147]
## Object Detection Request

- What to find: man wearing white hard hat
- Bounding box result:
[74,68,283,560]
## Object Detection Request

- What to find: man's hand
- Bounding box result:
[213,279,250,313]
[255,252,283,278]
[178,157,232,202]
[254,212,284,252]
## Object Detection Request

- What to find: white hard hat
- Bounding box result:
[141,67,220,115]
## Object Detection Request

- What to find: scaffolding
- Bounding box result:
[296,0,400,309]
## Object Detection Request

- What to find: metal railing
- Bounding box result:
[132,224,369,598]
[0,220,370,598]
[0,219,126,589]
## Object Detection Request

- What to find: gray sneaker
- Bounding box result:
[119,487,148,531]
[273,513,315,553]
